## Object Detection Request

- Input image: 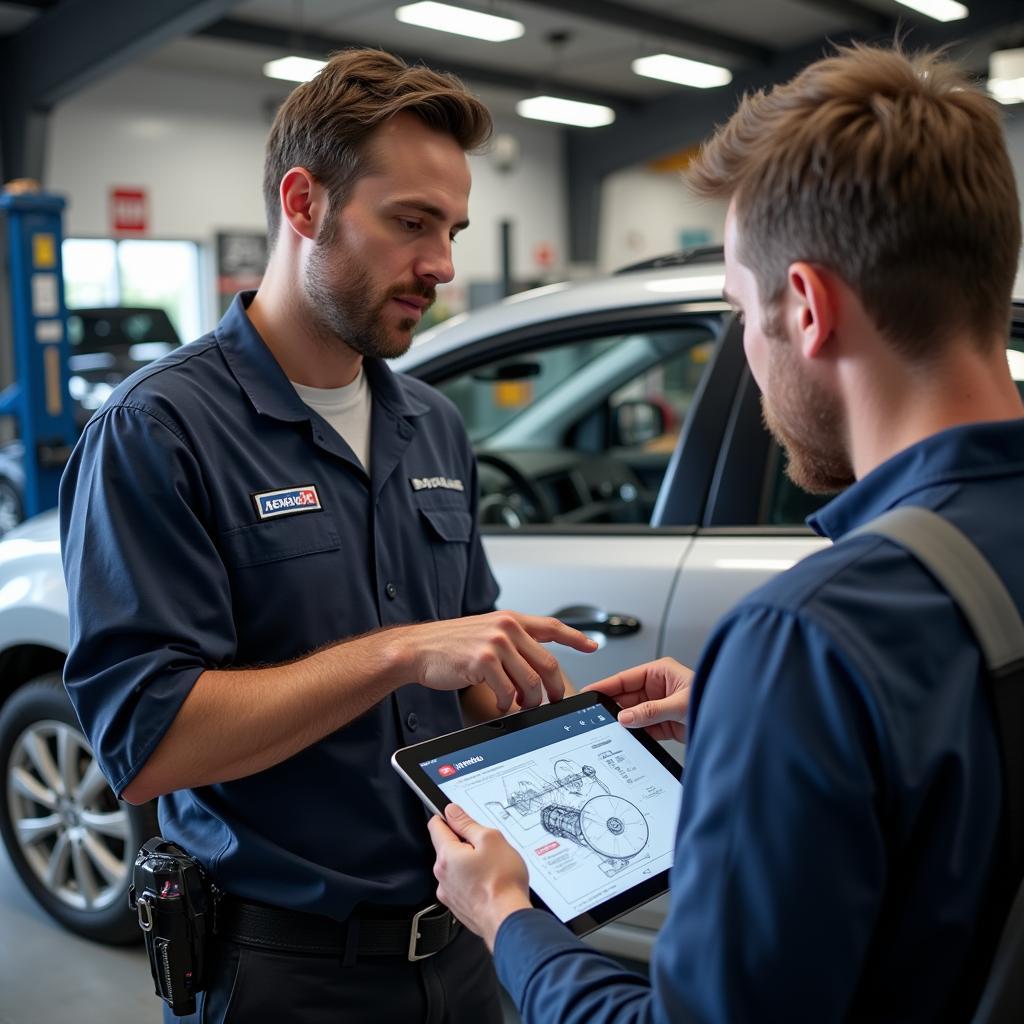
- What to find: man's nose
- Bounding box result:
[415,239,455,285]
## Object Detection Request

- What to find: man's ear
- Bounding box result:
[787,262,836,359]
[279,167,326,242]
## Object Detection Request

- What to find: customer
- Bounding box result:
[430,44,1024,1023]
[60,48,594,1024]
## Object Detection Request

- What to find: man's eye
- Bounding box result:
[398,218,421,232]
[449,234,459,245]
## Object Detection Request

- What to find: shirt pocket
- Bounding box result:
[219,513,341,570]
[418,505,473,618]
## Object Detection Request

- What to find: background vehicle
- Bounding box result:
[0,307,181,539]
[1,257,1022,955]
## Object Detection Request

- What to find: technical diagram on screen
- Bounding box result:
[470,756,650,876]
[392,692,683,935]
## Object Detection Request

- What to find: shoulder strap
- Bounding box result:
[849,506,1024,673]
[850,505,1024,1023]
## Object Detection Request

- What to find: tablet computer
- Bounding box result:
[392,690,683,937]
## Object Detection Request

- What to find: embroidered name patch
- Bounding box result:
[253,485,322,520]
[409,476,465,493]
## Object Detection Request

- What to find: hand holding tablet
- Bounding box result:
[396,691,684,938]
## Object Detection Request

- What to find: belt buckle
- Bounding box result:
[408,902,443,962]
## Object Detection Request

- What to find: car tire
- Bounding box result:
[0,477,24,538]
[0,674,159,944]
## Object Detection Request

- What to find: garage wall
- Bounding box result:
[597,167,728,272]
[44,63,568,324]
[599,108,1024,275]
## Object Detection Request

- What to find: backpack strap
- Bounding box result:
[850,505,1024,1022]
[850,506,1024,674]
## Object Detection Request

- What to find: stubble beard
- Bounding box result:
[302,226,435,361]
[760,310,855,495]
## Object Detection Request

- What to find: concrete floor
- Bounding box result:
[0,841,523,1023]
[0,842,158,1024]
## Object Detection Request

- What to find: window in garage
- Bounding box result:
[62,237,203,341]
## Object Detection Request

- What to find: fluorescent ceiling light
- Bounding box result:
[396,2,524,42]
[990,78,1024,104]
[989,48,1024,105]
[632,54,732,89]
[263,56,326,82]
[891,0,968,22]
[516,96,615,128]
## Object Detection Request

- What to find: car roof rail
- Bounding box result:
[614,245,725,274]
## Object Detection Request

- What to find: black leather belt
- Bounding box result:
[218,897,460,962]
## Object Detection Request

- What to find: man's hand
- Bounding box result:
[393,612,597,712]
[584,657,694,741]
[428,804,531,950]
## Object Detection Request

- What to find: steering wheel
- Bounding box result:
[475,452,553,526]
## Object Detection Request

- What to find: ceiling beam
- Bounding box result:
[198,17,637,110]
[788,0,893,32]
[514,0,773,65]
[1,0,242,109]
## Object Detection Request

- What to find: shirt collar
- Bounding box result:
[808,418,1024,541]
[216,291,430,423]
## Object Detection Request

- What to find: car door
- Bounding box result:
[414,304,740,692]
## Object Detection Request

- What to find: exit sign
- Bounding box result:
[111,187,147,234]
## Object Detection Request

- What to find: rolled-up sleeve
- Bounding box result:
[59,403,236,797]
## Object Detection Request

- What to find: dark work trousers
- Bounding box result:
[162,926,505,1024]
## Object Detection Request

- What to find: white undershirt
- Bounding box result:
[291,368,373,473]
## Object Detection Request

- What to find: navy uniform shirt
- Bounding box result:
[494,418,1024,1024]
[60,292,499,920]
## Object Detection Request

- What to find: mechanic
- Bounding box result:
[59,49,595,1024]
[429,44,1024,1023]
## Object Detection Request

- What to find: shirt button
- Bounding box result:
[406,712,418,731]
[385,582,398,600]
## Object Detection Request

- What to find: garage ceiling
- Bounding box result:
[1,0,1023,259]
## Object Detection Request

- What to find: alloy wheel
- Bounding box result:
[6,718,129,913]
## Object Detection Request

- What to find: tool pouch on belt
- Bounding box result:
[128,836,219,1017]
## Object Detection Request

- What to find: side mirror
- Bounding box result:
[611,399,666,448]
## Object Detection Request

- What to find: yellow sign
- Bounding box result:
[33,233,57,269]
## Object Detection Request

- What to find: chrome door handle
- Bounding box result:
[555,606,641,637]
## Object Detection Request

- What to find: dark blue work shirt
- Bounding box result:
[60,292,498,919]
[495,418,1024,1024]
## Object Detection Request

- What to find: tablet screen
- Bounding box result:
[416,700,682,924]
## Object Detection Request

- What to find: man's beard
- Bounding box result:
[302,231,435,361]
[761,318,855,495]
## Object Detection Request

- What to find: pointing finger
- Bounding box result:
[516,615,599,653]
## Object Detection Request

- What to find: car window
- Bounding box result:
[434,322,720,527]
[763,333,1024,527]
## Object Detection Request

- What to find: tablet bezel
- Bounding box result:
[392,690,683,937]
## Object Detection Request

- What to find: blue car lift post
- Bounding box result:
[0,190,78,519]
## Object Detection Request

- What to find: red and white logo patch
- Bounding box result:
[253,485,322,520]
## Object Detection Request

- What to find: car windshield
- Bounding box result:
[441,337,621,444]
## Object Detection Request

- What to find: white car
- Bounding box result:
[1,251,1022,961]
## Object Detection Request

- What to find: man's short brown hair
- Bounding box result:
[263,48,493,243]
[688,44,1021,356]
